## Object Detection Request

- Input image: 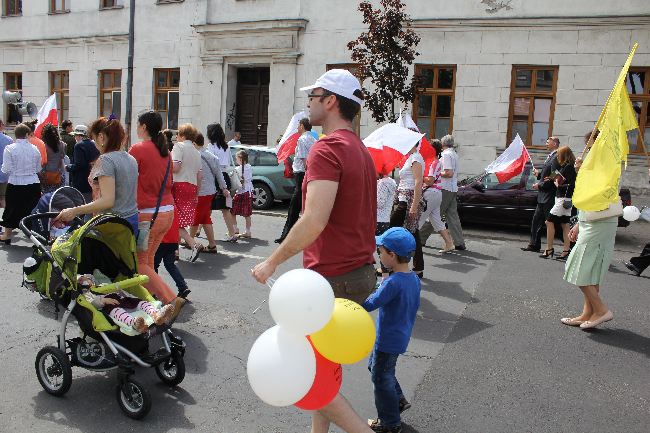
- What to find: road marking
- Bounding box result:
[218,250,267,260]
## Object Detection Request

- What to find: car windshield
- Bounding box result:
[482,173,521,190]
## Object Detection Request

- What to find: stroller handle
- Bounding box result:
[19,212,60,237]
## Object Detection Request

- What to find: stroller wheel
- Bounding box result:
[116,377,151,420]
[155,352,186,387]
[35,346,72,396]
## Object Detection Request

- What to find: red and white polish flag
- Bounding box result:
[34,93,58,138]
[485,133,530,183]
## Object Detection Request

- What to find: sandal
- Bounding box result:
[238,232,252,238]
[555,250,571,261]
[206,245,218,253]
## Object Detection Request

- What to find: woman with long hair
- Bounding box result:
[54,117,139,232]
[418,139,454,253]
[541,146,577,260]
[172,123,203,261]
[128,111,185,313]
[190,132,228,252]
[561,130,616,330]
[206,123,237,242]
[40,123,66,193]
[0,123,42,244]
[389,143,425,278]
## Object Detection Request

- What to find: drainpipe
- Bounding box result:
[125,0,135,146]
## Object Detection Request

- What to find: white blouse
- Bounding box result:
[207,143,233,168]
[1,139,42,185]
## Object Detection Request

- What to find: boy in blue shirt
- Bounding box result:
[363,227,421,433]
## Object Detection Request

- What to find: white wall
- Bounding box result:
[1,0,649,192]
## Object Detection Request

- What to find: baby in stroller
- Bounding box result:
[78,274,174,335]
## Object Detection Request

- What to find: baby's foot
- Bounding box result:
[154,304,175,326]
[133,316,148,333]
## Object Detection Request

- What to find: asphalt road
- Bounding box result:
[0,204,648,433]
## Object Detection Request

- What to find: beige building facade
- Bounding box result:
[1,0,649,192]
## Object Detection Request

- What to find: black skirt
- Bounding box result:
[1,183,42,229]
[211,171,232,210]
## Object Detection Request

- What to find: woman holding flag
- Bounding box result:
[389,143,425,278]
[561,130,618,330]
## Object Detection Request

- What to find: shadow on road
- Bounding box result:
[32,372,196,432]
[587,327,650,357]
[444,315,493,344]
[176,252,239,282]
[420,279,473,305]
[2,242,33,264]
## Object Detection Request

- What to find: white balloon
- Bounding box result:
[269,269,335,336]
[623,206,641,222]
[247,326,316,407]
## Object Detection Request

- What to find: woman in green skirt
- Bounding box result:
[561,130,617,330]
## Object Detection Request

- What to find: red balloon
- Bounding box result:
[295,338,342,411]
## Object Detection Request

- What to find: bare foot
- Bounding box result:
[133,316,148,333]
[154,304,175,326]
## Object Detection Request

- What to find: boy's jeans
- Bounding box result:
[368,348,403,427]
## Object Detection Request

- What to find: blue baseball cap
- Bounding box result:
[376,227,416,258]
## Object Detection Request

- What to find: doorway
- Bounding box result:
[236,68,270,146]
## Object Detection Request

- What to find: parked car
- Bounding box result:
[230,144,295,210]
[456,164,632,228]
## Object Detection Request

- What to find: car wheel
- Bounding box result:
[252,182,274,210]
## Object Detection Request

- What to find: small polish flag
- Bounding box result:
[485,134,531,183]
[34,94,58,138]
[276,111,306,162]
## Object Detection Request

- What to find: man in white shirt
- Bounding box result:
[438,134,466,250]
[275,118,317,243]
[227,131,241,147]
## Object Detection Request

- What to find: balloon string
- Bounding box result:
[251,278,275,315]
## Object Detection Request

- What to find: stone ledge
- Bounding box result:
[193,19,308,35]
[0,34,128,47]
[412,15,650,30]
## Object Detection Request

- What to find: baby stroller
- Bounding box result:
[20,212,186,419]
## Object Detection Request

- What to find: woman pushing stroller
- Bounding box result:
[53,117,186,319]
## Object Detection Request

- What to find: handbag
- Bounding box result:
[581,201,623,222]
[226,151,242,195]
[136,156,171,252]
[43,170,62,186]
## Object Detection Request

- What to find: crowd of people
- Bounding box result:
[0,63,648,431]
[0,114,252,324]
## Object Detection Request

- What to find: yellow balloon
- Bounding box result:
[310,298,375,364]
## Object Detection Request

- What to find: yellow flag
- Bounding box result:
[572,44,639,212]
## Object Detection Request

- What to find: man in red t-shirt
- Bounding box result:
[253,69,376,433]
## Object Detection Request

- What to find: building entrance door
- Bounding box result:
[236,68,270,146]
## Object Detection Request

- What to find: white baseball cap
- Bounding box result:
[71,125,88,136]
[300,69,364,105]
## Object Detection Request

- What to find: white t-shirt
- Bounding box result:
[440,148,459,193]
[171,140,202,185]
[398,152,425,201]
[227,139,241,147]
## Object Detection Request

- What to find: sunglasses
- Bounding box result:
[307,92,333,99]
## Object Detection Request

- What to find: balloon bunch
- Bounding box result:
[247,269,376,410]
